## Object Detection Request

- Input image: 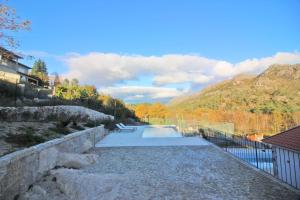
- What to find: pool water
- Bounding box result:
[142,126,182,138]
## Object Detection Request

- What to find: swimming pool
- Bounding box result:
[142,126,182,138]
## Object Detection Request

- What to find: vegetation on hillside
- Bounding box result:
[130,103,167,122]
[170,64,300,113]
[132,64,300,136]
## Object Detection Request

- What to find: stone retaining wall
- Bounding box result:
[0,106,114,122]
[0,125,109,200]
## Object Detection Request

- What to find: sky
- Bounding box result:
[7,0,300,103]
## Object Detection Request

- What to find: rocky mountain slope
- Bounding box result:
[169,64,300,113]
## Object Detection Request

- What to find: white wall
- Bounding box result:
[275,147,300,190]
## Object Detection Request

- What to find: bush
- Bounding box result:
[70,123,85,131]
[4,131,45,147]
[102,120,116,130]
[49,123,71,135]
[84,121,96,128]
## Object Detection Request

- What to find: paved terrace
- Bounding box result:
[86,126,300,200]
[18,126,299,200]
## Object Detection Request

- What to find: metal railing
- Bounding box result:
[202,129,300,190]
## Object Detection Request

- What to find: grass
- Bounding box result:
[84,121,96,128]
[48,126,71,135]
[4,129,45,147]
[83,120,117,130]
[43,131,57,138]
[70,124,85,131]
[48,122,71,135]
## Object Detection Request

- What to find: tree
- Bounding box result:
[32,59,47,74]
[134,104,150,121]
[0,1,31,48]
[62,78,70,86]
[31,59,48,84]
[53,72,60,86]
[71,78,79,87]
[80,85,97,99]
[149,103,167,119]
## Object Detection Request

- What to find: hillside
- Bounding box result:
[169,64,300,114]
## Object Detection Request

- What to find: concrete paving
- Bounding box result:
[19,126,300,200]
[96,126,210,147]
[86,146,300,200]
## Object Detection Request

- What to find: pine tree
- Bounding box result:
[53,72,61,86]
[31,59,48,85]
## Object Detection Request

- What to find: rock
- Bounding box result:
[50,168,124,200]
[21,185,47,200]
[15,99,23,106]
[31,185,47,196]
[57,153,98,169]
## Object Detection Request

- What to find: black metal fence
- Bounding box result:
[202,129,300,190]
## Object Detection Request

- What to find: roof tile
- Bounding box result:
[262,126,300,152]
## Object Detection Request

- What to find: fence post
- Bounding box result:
[14,79,18,106]
[254,141,259,168]
[225,133,227,152]
[271,146,278,177]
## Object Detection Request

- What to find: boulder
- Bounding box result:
[57,153,99,169]
[50,168,125,200]
[21,185,47,200]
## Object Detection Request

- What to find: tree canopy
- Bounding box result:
[0,1,31,48]
[31,59,48,85]
[54,81,135,120]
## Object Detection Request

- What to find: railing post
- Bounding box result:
[225,133,227,152]
[254,141,259,168]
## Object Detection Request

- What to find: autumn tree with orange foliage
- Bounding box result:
[132,103,300,136]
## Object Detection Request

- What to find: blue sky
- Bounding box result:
[8,0,300,102]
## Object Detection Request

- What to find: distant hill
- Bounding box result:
[169,64,300,114]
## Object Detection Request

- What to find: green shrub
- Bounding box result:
[84,121,96,128]
[49,123,71,135]
[70,123,85,131]
[102,120,116,130]
[4,131,45,147]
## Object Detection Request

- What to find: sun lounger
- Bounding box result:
[116,124,135,132]
[120,123,137,130]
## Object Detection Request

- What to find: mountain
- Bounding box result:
[169,64,300,114]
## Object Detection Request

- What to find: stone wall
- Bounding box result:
[0,106,114,122]
[0,125,109,200]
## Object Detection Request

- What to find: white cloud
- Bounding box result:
[101,86,186,102]
[63,51,300,88]
[153,72,213,85]
[232,52,300,75]
[30,50,300,102]
[63,53,218,87]
[213,61,235,77]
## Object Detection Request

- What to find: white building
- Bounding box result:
[0,46,40,85]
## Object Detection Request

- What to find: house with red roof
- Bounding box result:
[262,125,300,190]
